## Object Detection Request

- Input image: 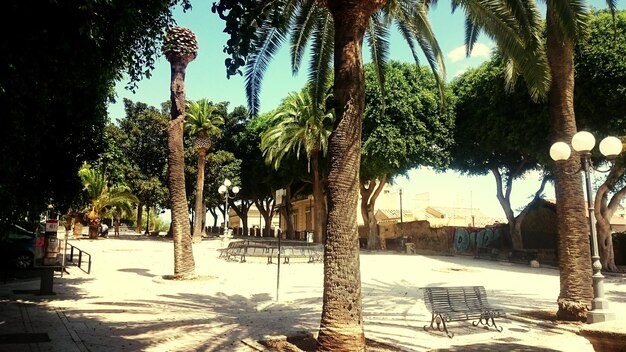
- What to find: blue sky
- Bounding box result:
[109,0,620,219]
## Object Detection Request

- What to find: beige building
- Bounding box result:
[229,185,501,233]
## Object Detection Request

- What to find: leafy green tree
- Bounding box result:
[361,61,454,250]
[117,99,170,234]
[574,10,626,273]
[213,0,549,348]
[0,0,190,222]
[78,164,137,239]
[261,88,334,243]
[450,56,550,249]
[163,26,197,279]
[185,99,225,242]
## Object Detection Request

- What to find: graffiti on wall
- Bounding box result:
[453,227,505,253]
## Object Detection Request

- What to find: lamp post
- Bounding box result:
[218,179,240,239]
[550,131,620,323]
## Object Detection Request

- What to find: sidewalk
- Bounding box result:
[1,235,624,351]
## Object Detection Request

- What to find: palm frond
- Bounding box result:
[400,1,447,101]
[395,21,422,65]
[544,0,590,42]
[307,12,334,113]
[245,22,290,116]
[365,11,390,103]
[464,16,481,56]
[290,0,318,75]
[454,0,550,101]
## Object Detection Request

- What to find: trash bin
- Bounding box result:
[405,243,416,254]
[306,232,314,243]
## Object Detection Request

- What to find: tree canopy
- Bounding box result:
[0,0,189,221]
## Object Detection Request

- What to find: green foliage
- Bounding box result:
[78,163,138,217]
[362,61,454,181]
[574,10,626,134]
[261,89,333,169]
[450,56,549,177]
[117,99,170,209]
[0,0,190,221]
[213,0,445,115]
[185,99,225,147]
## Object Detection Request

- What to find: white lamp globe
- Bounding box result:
[223,179,232,187]
[572,131,596,153]
[232,186,240,194]
[550,142,571,161]
[218,185,227,194]
[599,136,623,159]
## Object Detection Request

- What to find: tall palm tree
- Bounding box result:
[78,164,137,239]
[544,0,617,321]
[261,89,334,243]
[162,26,197,279]
[185,99,224,243]
[220,0,549,349]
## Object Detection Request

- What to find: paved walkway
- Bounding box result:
[1,234,625,351]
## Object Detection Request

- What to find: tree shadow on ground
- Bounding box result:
[431,341,563,351]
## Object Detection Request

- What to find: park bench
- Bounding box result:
[422,286,504,338]
[217,239,323,264]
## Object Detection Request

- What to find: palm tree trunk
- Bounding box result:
[312,150,325,243]
[192,149,207,243]
[317,1,383,350]
[72,212,83,240]
[167,59,196,279]
[136,202,143,233]
[547,6,592,321]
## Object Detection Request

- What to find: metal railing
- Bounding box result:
[66,243,91,274]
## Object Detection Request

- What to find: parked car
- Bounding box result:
[0,222,38,269]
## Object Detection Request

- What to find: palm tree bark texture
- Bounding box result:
[317,1,385,350]
[193,147,207,242]
[164,27,197,279]
[546,6,592,321]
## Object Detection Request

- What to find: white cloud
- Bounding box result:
[447,43,492,62]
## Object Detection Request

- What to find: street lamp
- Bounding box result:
[550,131,620,323]
[218,179,240,238]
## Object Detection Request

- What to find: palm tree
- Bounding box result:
[185,99,224,243]
[544,0,618,321]
[261,89,333,243]
[219,0,549,349]
[78,164,137,239]
[162,26,197,279]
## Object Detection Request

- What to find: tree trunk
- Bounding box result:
[231,199,253,236]
[284,187,295,239]
[136,202,143,233]
[547,6,592,321]
[594,165,626,272]
[201,200,207,237]
[312,150,325,243]
[209,207,218,227]
[317,1,382,350]
[255,198,275,237]
[360,177,386,250]
[192,148,207,243]
[72,212,83,240]
[491,168,520,249]
[88,217,100,239]
[167,58,196,279]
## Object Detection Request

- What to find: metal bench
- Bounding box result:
[422,286,504,338]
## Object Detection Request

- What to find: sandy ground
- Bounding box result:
[1,232,625,351]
